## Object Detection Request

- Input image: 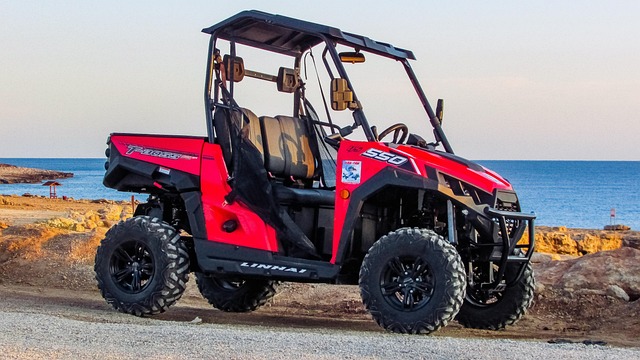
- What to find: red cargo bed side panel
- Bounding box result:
[110,134,204,175]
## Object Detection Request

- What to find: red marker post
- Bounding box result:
[610,208,616,226]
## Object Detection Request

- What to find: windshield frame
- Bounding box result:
[203,12,454,153]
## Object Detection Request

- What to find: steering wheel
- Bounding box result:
[378,123,409,144]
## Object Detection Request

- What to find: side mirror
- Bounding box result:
[339,52,365,64]
[331,78,357,111]
[222,55,245,82]
[277,67,299,93]
[436,99,444,125]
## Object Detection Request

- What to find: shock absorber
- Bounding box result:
[136,195,163,219]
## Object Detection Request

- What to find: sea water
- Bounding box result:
[1,158,638,230]
[0,158,131,202]
[479,161,640,230]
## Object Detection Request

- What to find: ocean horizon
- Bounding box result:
[1,158,638,230]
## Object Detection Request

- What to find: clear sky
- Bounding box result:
[1,1,638,160]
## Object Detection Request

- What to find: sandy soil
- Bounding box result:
[0,195,638,348]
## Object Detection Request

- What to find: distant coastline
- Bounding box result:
[0,163,73,184]
[0,158,638,230]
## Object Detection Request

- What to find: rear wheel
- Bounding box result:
[359,228,466,334]
[195,273,277,312]
[94,216,190,316]
[456,262,535,329]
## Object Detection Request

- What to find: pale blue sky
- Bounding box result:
[1,1,638,160]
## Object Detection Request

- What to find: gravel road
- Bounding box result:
[1,310,638,360]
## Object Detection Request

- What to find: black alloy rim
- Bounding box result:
[380,256,435,311]
[465,287,503,307]
[465,265,503,307]
[109,240,154,293]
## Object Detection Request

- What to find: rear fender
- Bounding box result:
[104,134,203,193]
[104,134,207,239]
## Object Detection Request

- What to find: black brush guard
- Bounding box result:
[482,207,536,291]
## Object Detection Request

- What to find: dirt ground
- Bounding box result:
[1,195,639,348]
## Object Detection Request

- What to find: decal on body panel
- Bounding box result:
[341,160,362,184]
[361,148,408,166]
[125,144,198,160]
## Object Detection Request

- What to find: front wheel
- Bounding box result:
[359,228,466,334]
[94,216,190,316]
[456,262,535,330]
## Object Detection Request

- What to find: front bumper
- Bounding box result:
[483,207,536,289]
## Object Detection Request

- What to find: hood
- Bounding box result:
[395,145,513,195]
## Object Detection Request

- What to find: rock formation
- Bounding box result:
[0,163,73,184]
[535,247,640,302]
[523,226,627,255]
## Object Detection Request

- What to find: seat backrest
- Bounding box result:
[213,107,263,169]
[260,115,316,179]
[259,116,285,174]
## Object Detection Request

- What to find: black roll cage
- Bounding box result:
[202,10,453,153]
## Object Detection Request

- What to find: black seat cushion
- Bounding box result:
[272,184,334,206]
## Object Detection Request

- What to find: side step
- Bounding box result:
[193,240,341,282]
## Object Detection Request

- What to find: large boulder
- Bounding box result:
[623,234,640,250]
[535,247,640,301]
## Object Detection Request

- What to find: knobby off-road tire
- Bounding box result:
[94,216,190,316]
[359,228,466,334]
[195,273,278,312]
[456,261,535,330]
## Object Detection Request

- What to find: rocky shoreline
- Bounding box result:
[0,163,73,184]
[533,226,639,254]
[0,194,639,347]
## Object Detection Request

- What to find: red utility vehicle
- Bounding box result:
[95,10,536,334]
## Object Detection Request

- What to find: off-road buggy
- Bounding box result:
[95,10,536,334]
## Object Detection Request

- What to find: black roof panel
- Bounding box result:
[202,10,415,60]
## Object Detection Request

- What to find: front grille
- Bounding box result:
[493,191,521,238]
[438,173,493,205]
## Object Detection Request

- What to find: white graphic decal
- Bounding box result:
[361,148,408,166]
[125,144,197,160]
[342,160,362,184]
